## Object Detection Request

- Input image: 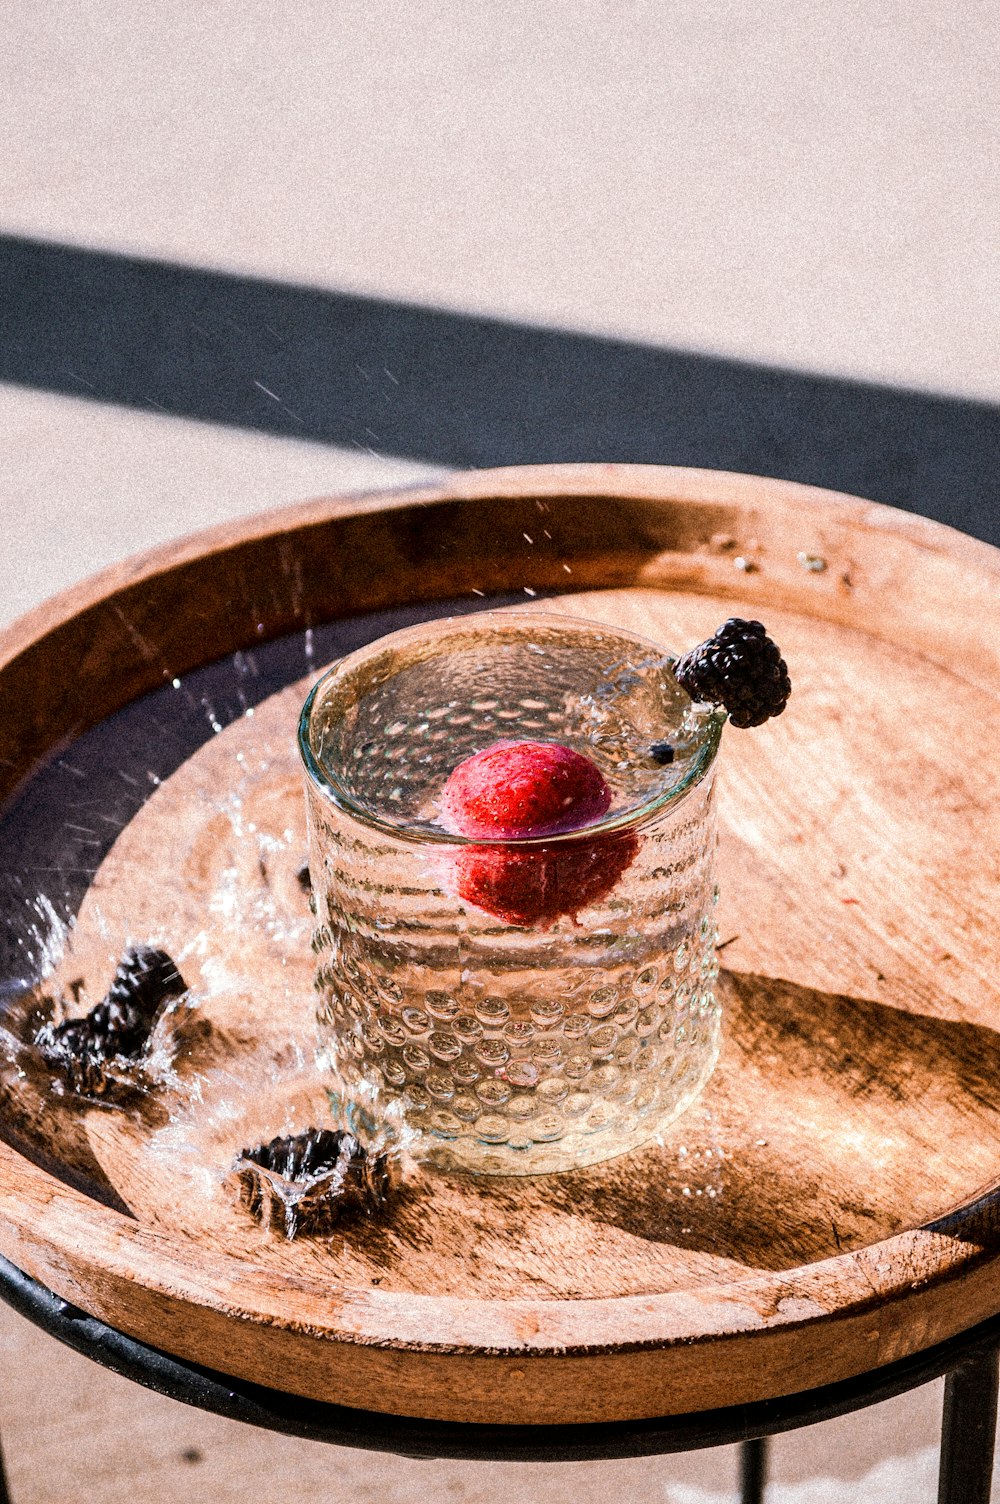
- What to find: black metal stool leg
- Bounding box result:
[0,1419,12,1504]
[740,1436,768,1504]
[938,1345,999,1504]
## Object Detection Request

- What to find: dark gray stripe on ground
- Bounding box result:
[1,234,997,543]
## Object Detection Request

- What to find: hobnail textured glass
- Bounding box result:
[299,612,722,1176]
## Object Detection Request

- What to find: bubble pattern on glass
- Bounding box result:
[307,774,720,1176]
[305,618,721,1175]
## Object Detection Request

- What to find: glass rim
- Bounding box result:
[297,610,725,848]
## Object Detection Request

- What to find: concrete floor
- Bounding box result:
[3,1,998,402]
[1,3,998,1499]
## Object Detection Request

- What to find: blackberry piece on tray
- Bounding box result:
[232,1128,392,1240]
[35,946,187,1099]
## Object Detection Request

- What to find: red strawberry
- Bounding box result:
[439,740,637,927]
[451,830,639,928]
[440,740,611,839]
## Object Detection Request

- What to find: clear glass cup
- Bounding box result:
[299,612,723,1176]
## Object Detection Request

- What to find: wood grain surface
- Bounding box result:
[1,465,999,1425]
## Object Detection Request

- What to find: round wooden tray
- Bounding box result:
[1,464,999,1428]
